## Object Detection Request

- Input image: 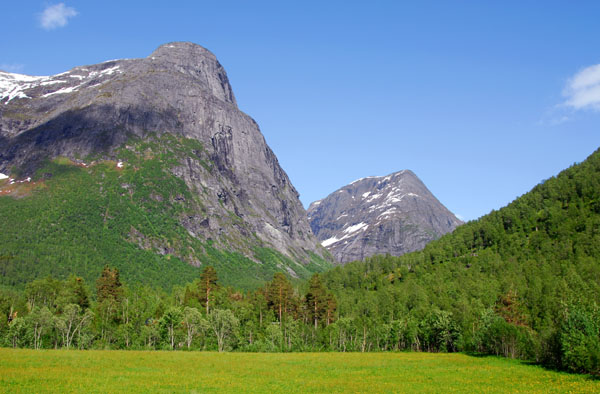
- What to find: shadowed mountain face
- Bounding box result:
[308,170,462,263]
[0,42,330,285]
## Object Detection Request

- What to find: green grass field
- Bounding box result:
[0,349,597,393]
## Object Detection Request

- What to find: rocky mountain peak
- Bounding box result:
[0,42,329,274]
[308,170,462,263]
[150,41,216,59]
[148,42,236,105]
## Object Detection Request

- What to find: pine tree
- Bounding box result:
[305,274,327,330]
[267,273,293,327]
[199,266,218,314]
[325,292,337,326]
[96,266,123,303]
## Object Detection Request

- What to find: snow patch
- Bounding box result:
[381,191,420,206]
[0,71,47,103]
[362,191,371,199]
[378,208,398,218]
[40,80,66,86]
[366,193,382,203]
[42,85,80,97]
[343,222,368,234]
[321,236,341,247]
[0,173,8,180]
[385,195,403,204]
[100,66,120,76]
[321,222,368,248]
[1,65,122,104]
[88,65,121,79]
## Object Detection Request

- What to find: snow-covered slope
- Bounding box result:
[0,65,123,104]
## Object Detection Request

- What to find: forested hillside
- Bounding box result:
[322,147,600,374]
[0,133,330,291]
[1,148,598,376]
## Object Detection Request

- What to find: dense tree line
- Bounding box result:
[0,266,340,353]
[2,149,599,376]
[319,148,600,375]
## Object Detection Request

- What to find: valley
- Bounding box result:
[1,35,599,392]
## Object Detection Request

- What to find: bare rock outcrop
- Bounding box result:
[308,170,462,263]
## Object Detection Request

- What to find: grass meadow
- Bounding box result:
[0,349,597,393]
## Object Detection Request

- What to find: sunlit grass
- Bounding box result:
[0,349,596,393]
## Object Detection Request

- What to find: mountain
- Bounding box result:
[307,170,462,263]
[0,42,331,289]
[320,148,600,372]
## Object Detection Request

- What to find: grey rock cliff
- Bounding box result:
[308,170,462,263]
[0,42,328,265]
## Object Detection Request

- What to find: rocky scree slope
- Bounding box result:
[308,170,462,263]
[0,42,330,288]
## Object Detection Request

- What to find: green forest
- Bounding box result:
[1,147,600,376]
[0,134,331,291]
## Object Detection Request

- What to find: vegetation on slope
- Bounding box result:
[1,141,598,377]
[0,134,330,291]
[320,147,600,374]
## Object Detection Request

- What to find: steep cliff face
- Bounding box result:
[0,42,330,287]
[308,170,462,263]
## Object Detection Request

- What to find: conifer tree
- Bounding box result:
[96,266,123,303]
[267,273,293,327]
[305,274,327,330]
[199,266,218,314]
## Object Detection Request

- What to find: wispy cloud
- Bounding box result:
[0,63,24,73]
[39,3,78,30]
[563,63,600,111]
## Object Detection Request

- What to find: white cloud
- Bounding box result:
[0,63,24,73]
[563,63,600,111]
[455,214,465,221]
[39,3,78,30]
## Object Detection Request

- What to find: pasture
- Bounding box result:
[0,349,596,393]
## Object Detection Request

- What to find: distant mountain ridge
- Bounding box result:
[308,170,462,263]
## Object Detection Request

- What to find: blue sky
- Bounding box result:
[3,1,600,221]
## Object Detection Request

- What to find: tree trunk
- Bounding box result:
[314,300,318,331]
[361,325,367,353]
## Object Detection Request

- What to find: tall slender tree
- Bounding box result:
[199,266,218,314]
[95,266,123,344]
[267,273,294,327]
[305,274,327,330]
